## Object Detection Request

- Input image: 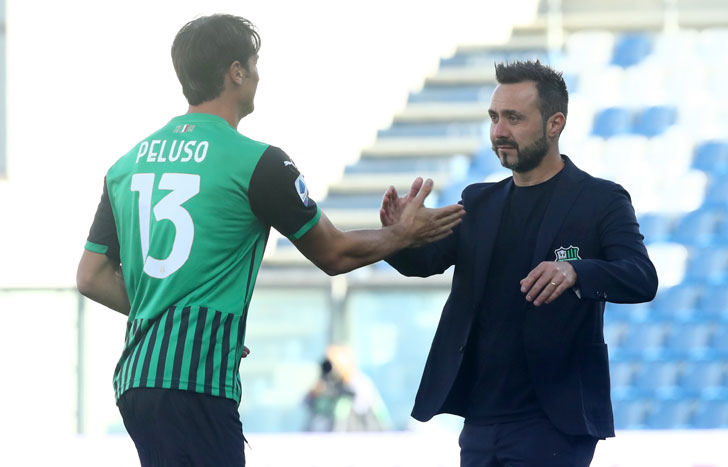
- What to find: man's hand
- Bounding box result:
[380,178,424,227]
[383,177,464,248]
[520,261,578,306]
[242,346,250,358]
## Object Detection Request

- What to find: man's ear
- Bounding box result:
[229,61,247,84]
[547,112,566,138]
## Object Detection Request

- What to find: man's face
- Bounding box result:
[488,81,549,173]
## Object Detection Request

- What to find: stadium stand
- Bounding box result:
[250,0,728,432]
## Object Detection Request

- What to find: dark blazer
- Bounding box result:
[386,156,658,439]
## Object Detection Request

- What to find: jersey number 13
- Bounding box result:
[131,173,200,279]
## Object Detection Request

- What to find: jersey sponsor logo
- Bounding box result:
[554,245,581,261]
[284,160,295,167]
[136,140,209,164]
[295,174,310,207]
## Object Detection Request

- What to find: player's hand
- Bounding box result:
[242,346,251,358]
[380,178,424,227]
[391,178,464,247]
[520,261,577,306]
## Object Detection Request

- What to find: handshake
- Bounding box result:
[379,177,465,249]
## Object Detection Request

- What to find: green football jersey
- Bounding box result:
[85,113,320,402]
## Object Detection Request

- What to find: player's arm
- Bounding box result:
[77,177,130,315]
[249,146,463,276]
[77,250,130,315]
[292,179,462,276]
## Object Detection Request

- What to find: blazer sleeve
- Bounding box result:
[570,183,658,303]
[385,212,460,277]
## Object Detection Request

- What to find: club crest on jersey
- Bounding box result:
[295,174,310,207]
[555,245,581,261]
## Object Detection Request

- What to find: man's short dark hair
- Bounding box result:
[494,60,568,123]
[171,14,261,106]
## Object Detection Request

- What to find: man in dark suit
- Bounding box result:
[380,60,658,467]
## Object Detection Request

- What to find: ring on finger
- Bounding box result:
[550,282,558,286]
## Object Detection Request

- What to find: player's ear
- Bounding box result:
[229,61,247,84]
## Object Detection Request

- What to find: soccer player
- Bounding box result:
[76,14,463,467]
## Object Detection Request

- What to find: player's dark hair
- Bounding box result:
[172,14,261,106]
[495,60,568,122]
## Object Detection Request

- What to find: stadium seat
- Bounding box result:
[670,208,723,246]
[638,213,675,244]
[679,361,727,399]
[692,400,728,428]
[710,326,728,358]
[617,323,669,360]
[663,323,715,360]
[612,400,649,429]
[408,84,495,104]
[610,361,637,400]
[605,302,651,324]
[682,247,728,285]
[702,175,728,209]
[632,361,682,399]
[632,106,677,137]
[591,107,632,138]
[698,285,728,322]
[643,400,695,429]
[692,140,728,175]
[611,33,653,68]
[649,284,702,323]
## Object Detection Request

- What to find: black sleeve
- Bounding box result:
[249,146,320,239]
[85,177,121,263]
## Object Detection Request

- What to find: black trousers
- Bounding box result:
[118,388,246,467]
[459,417,598,467]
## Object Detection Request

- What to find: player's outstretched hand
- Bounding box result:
[380,177,424,227]
[389,178,464,247]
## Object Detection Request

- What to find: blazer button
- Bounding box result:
[458,345,465,353]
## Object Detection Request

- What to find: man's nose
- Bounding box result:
[492,120,510,139]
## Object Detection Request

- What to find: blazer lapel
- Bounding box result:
[471,179,512,305]
[531,156,588,268]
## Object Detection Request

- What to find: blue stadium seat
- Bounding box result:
[612,400,649,429]
[605,302,651,324]
[710,326,728,358]
[643,400,695,429]
[683,247,728,285]
[679,361,727,399]
[317,193,384,210]
[610,361,637,400]
[591,107,632,137]
[632,106,677,137]
[611,33,653,67]
[439,48,549,68]
[692,140,728,175]
[702,176,728,209]
[377,122,483,139]
[692,400,728,428]
[632,361,682,399]
[344,156,453,175]
[638,213,676,243]
[663,323,715,360]
[698,286,728,322]
[469,147,504,178]
[649,284,702,323]
[408,85,495,104]
[617,323,669,360]
[670,209,723,246]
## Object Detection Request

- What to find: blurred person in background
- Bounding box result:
[304,345,391,432]
[76,13,463,467]
[381,60,658,467]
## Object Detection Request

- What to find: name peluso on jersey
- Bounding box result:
[135,140,209,164]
